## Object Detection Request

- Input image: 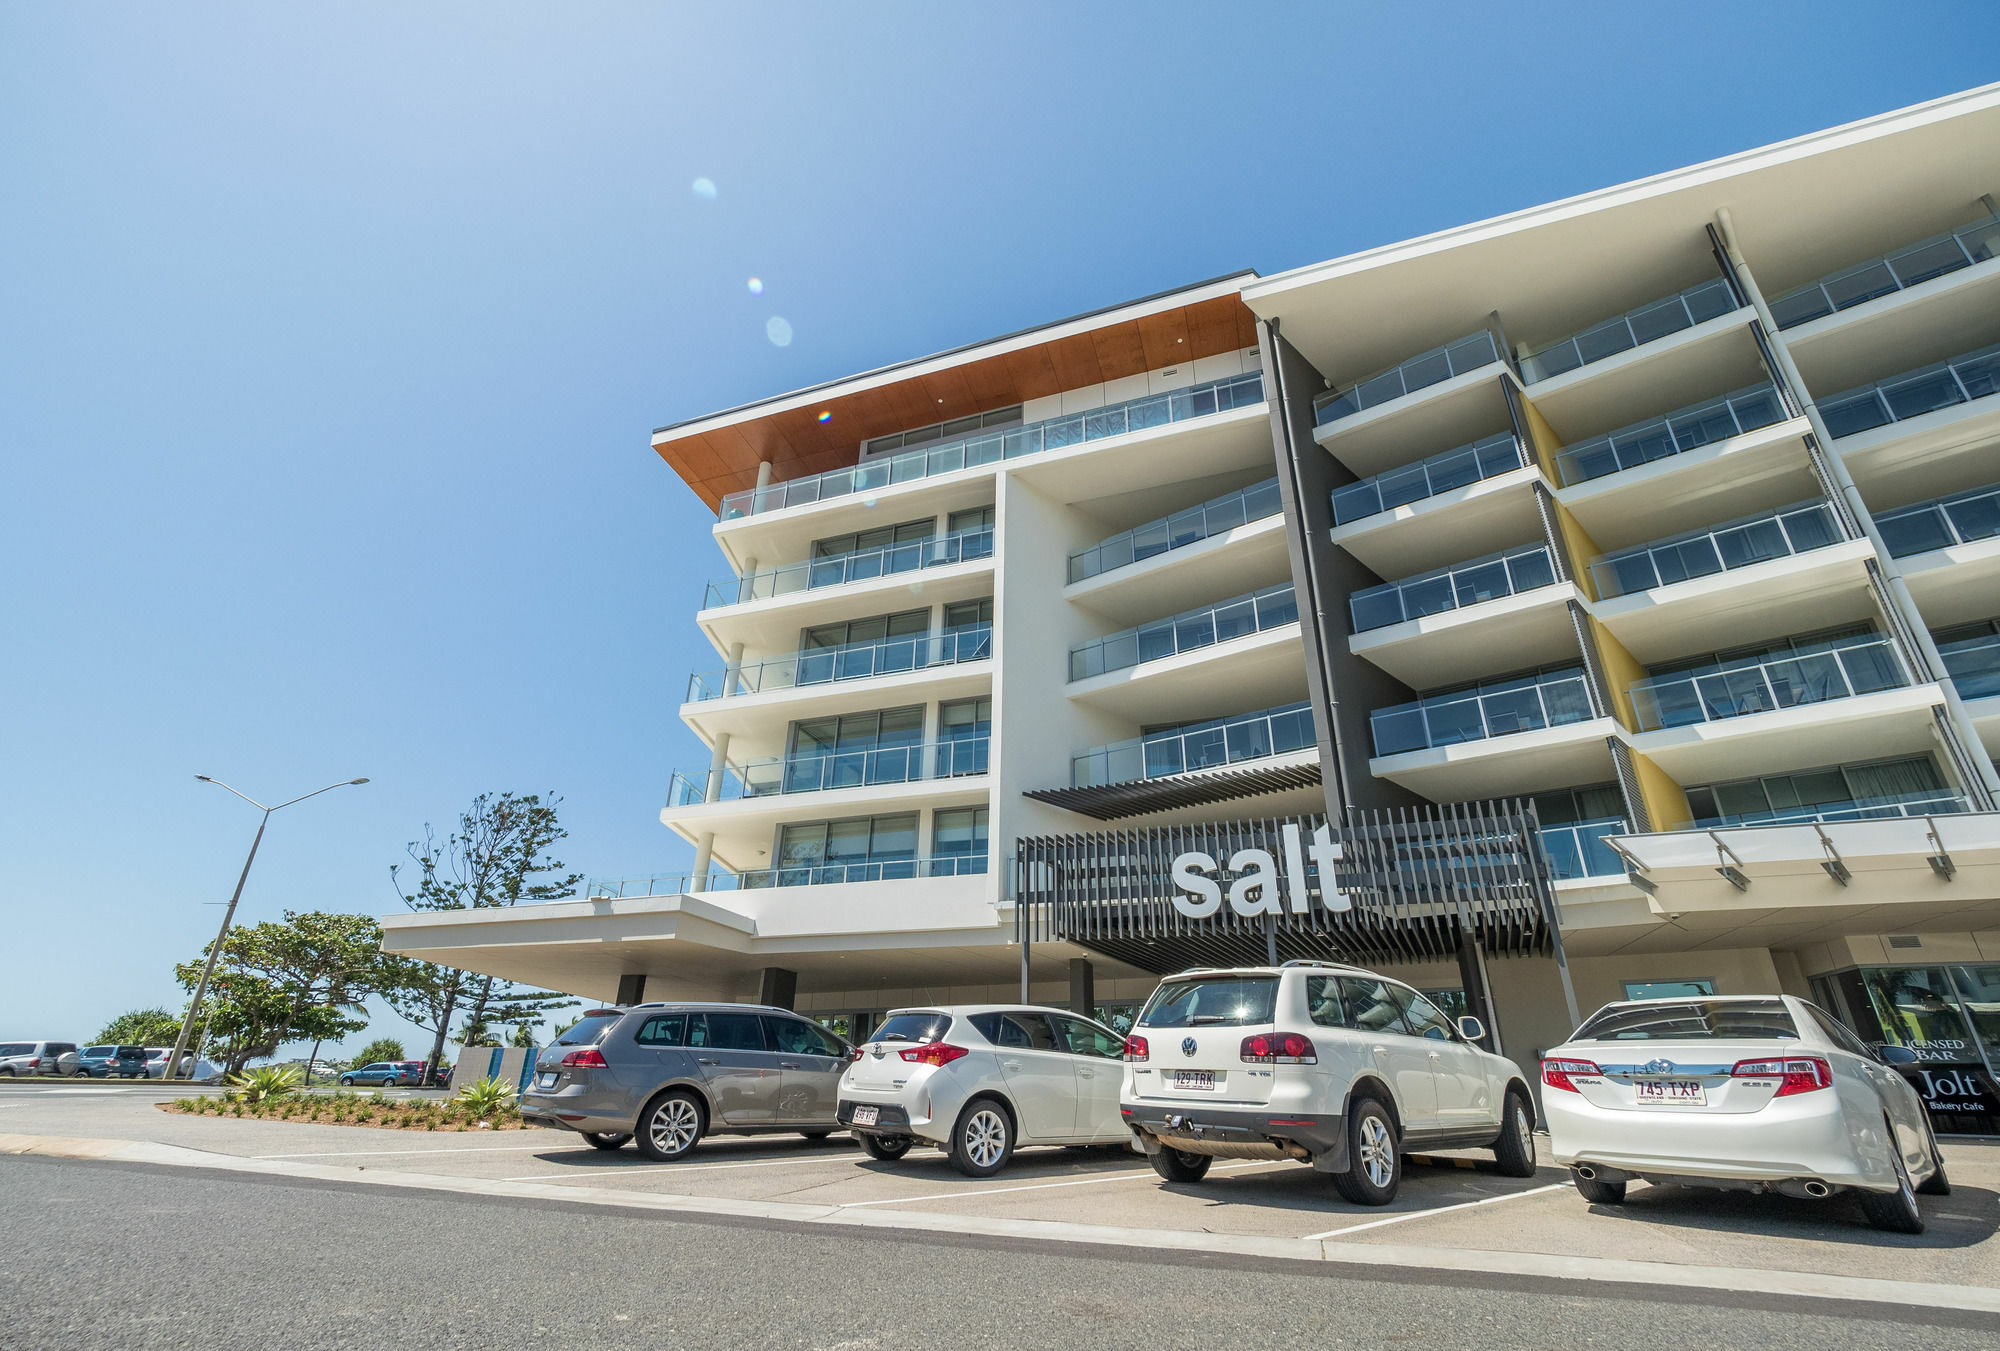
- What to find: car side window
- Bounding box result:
[1801,1002,1873,1060]
[766,1017,843,1057]
[1305,977,1349,1028]
[1390,987,1455,1041]
[1000,1013,1060,1051]
[1049,1015,1123,1059]
[634,1014,687,1047]
[702,1012,768,1052]
[1337,978,1413,1035]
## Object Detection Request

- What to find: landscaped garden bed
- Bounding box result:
[160,1071,544,1132]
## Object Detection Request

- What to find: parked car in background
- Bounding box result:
[837,1005,1132,1176]
[0,1041,81,1077]
[1542,994,1948,1233]
[340,1061,424,1088]
[521,1004,855,1160]
[77,1045,151,1078]
[1121,963,1538,1205]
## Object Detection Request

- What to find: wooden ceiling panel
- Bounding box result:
[1184,296,1244,359]
[1088,323,1149,383]
[1135,309,1192,372]
[999,347,1063,403]
[1047,332,1106,390]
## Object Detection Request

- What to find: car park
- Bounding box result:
[340,1060,424,1088]
[1541,994,1949,1233]
[77,1045,151,1078]
[520,1004,855,1160]
[0,1041,81,1077]
[836,1005,1133,1176]
[1120,962,1538,1204]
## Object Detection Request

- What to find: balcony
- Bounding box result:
[1554,383,1790,487]
[1066,583,1304,724]
[1692,789,1972,830]
[1072,702,1313,788]
[1069,478,1281,583]
[687,625,991,703]
[1347,545,1574,687]
[741,855,988,889]
[717,371,1264,521]
[1628,636,1911,733]
[1350,545,1556,633]
[667,736,990,807]
[1770,212,2000,330]
[1540,816,1630,881]
[1520,278,1741,384]
[1329,432,1539,579]
[1367,668,1614,797]
[1371,669,1593,756]
[1314,331,1500,426]
[1590,502,1846,598]
[1820,343,2000,441]
[1070,583,1298,682]
[1879,484,2000,557]
[1941,631,2000,701]
[704,527,992,610]
[1331,432,1524,525]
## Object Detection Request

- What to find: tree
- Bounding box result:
[376,954,469,1082]
[97,1008,183,1045]
[389,791,582,1082]
[349,1036,406,1066]
[174,910,380,1075]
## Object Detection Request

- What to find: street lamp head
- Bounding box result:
[195,775,214,782]
[349,778,370,785]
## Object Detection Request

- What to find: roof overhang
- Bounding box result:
[1022,758,1323,821]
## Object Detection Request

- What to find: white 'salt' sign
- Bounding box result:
[1169,822,1350,919]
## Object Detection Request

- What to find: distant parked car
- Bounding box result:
[146,1049,224,1082]
[0,1041,81,1077]
[78,1045,151,1079]
[341,1061,423,1088]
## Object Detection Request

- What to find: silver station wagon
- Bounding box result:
[520,1004,856,1161]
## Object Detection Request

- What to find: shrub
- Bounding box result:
[453,1076,517,1121]
[227,1066,302,1105]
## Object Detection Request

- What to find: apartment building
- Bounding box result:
[382,84,2000,1135]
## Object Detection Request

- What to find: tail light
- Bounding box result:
[845,1045,863,1063]
[558,1048,608,1068]
[26,1057,39,1069]
[898,1042,969,1067]
[1123,1035,1149,1062]
[1731,1056,1831,1096]
[1542,1058,1601,1093]
[1241,1033,1316,1065]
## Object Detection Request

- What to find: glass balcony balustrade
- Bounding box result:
[1940,632,2000,701]
[1313,331,1501,427]
[583,855,986,896]
[1539,816,1629,880]
[1069,478,1281,583]
[1818,343,2000,440]
[1330,432,1524,526]
[1554,383,1789,487]
[1628,637,1909,732]
[1519,278,1742,384]
[666,736,990,807]
[1769,212,2000,329]
[705,527,993,609]
[717,372,1265,520]
[1348,545,1557,634]
[1070,702,1313,789]
[1877,484,2000,557]
[1069,584,1298,682]
[1369,669,1594,757]
[1588,502,1844,599]
[687,624,993,702]
[1693,789,1972,830]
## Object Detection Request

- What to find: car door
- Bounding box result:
[765,1015,847,1127]
[985,1012,1076,1141]
[1048,1014,1126,1141]
[689,1011,778,1125]
[1388,986,1495,1130]
[1338,978,1438,1131]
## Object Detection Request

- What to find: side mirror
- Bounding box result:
[1456,1016,1486,1043]
[1878,1044,1918,1066]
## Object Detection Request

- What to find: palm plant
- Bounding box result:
[452,1075,517,1120]
[226,1065,303,1104]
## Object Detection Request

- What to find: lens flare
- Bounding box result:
[691,177,718,200]
[747,277,764,296]
[766,316,794,347]
[816,410,832,423]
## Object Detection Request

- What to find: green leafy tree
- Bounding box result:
[350,1036,406,1066]
[376,953,470,1084]
[175,910,380,1075]
[97,1008,183,1045]
[509,1023,536,1049]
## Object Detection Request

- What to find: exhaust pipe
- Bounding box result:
[1575,1165,1597,1180]
[1803,1181,1831,1199]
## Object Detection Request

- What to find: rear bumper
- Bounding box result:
[1543,1094,1887,1191]
[519,1090,630,1137]
[1122,1102,1347,1170]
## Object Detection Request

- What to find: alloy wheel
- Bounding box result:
[649,1097,701,1156]
[1513,1102,1534,1165]
[964,1108,1007,1169]
[1357,1114,1394,1189]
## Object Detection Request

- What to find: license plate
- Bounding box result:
[534,1072,558,1090]
[1172,1071,1216,1091]
[852,1105,879,1127]
[1634,1078,1705,1106]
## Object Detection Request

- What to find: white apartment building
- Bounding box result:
[383,84,2000,1135]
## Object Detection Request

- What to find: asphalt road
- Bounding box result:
[4,1154,1996,1351]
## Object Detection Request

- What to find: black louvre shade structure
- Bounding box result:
[1021,760,1323,821]
[1014,801,1561,976]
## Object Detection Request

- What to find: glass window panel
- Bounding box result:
[1957,350,2000,400]
[1448,563,1507,608]
[1336,979,1412,1035]
[1332,481,1381,524]
[1839,643,1904,694]
[1424,695,1487,745]
[1882,369,1966,421]
[1257,588,1298,628]
[1504,550,1554,592]
[1685,281,1738,324]
[1574,317,1637,364]
[1821,390,1891,438]
[1178,610,1220,650]
[1946,493,2000,543]
[1822,261,1899,312]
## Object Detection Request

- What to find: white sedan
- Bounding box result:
[1542,994,1948,1232]
[836,1005,1133,1176]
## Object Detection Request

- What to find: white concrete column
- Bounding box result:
[755,460,773,489]
[721,640,747,697]
[690,832,714,893]
[703,732,733,803]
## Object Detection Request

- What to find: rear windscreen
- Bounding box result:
[0,1044,32,1057]
[553,1014,624,1046]
[1139,978,1278,1029]
[871,1012,951,1045]
[1573,999,1798,1042]
[85,1046,113,1056]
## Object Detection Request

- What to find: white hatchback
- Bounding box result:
[836,1005,1132,1176]
[1542,994,1949,1232]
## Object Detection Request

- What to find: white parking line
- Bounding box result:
[1301,1181,1571,1240]
[837,1159,1280,1208]
[255,1144,569,1159]
[500,1153,848,1183]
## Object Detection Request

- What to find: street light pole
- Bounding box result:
[161,775,369,1084]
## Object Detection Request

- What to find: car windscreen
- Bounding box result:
[1572,999,1798,1042]
[870,1012,951,1045]
[0,1044,32,1057]
[552,1013,624,1047]
[1138,977,1278,1029]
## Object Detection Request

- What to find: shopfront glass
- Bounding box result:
[1811,965,2000,1135]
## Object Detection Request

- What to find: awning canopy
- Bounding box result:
[1022,759,1323,821]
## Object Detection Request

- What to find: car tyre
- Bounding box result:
[1571,1168,1626,1204]
[1491,1089,1537,1178]
[582,1132,631,1151]
[1332,1098,1400,1206]
[339,1076,354,1086]
[947,1097,1014,1178]
[1916,1126,1951,1197]
[1858,1127,1924,1234]
[859,1133,913,1161]
[1149,1147,1212,1183]
[636,1090,705,1163]
[72,1069,90,1078]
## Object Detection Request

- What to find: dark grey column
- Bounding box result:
[1454,929,1497,1052]
[758,967,798,1011]
[614,973,647,1006]
[1068,958,1095,1017]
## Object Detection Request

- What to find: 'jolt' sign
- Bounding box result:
[1170,823,1349,919]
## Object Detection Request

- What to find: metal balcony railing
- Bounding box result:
[1877,484,2000,557]
[1520,278,1742,384]
[1940,632,2000,701]
[1539,816,1629,880]
[583,872,740,899]
[687,624,992,702]
[1818,343,2000,440]
[1069,478,1281,583]
[1693,789,1972,830]
[705,527,993,609]
[742,855,988,888]
[1589,502,1845,598]
[1071,702,1313,788]
[1349,545,1557,633]
[1369,669,1594,757]
[667,737,990,806]
[1330,432,1524,526]
[1313,330,1501,427]
[1628,637,1910,732]
[1769,212,2000,329]
[717,372,1265,520]
[1553,383,1790,487]
[1069,583,1298,682]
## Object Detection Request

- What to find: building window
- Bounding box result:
[932,807,989,876]
[1810,965,2000,1136]
[1622,979,1715,1001]
[937,698,991,777]
[809,519,936,587]
[770,813,919,886]
[941,598,993,661]
[785,707,925,791]
[1685,756,1949,827]
[948,506,996,535]
[943,597,993,630]
[800,609,929,653]
[862,407,1022,460]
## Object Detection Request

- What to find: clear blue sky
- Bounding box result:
[2,3,1989,1057]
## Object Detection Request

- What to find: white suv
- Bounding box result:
[1119,962,1538,1204]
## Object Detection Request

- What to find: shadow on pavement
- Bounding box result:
[1581,1181,1999,1249]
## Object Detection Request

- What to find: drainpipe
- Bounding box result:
[1714,208,2000,807]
